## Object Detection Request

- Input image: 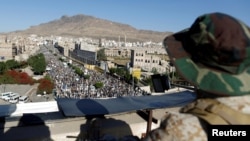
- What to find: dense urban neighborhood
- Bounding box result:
[0,31,177,103]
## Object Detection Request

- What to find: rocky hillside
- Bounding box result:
[13,14,172,42]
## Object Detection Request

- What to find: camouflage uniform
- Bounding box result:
[143,13,250,141]
[144,95,250,141]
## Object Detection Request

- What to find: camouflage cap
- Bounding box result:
[164,12,250,96]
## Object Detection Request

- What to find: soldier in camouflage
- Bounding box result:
[143,12,250,141]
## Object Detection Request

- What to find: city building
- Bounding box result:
[0,43,14,61]
[104,47,131,58]
[0,35,41,62]
[130,47,170,74]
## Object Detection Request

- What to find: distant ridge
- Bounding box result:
[11,14,172,42]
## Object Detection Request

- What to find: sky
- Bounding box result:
[0,0,249,33]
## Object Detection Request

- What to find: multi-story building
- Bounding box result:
[0,43,17,61]
[0,35,41,62]
[104,47,131,57]
[130,47,170,74]
[56,41,97,65]
[102,46,171,78]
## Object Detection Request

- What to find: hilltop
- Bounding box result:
[9,14,172,42]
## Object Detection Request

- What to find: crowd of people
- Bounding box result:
[44,48,148,99]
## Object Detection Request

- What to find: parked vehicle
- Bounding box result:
[19,96,29,104]
[9,95,20,104]
[5,93,20,101]
[0,92,13,101]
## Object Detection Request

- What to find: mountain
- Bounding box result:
[14,14,172,42]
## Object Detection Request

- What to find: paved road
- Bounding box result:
[0,83,55,105]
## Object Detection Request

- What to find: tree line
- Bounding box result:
[0,53,54,94]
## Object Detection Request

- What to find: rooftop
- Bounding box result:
[0,88,195,140]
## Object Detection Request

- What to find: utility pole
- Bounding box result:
[132,67,134,92]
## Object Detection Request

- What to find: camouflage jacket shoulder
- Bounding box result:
[143,95,250,141]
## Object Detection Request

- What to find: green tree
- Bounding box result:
[74,67,83,76]
[28,53,46,75]
[133,76,139,84]
[109,68,116,75]
[124,70,131,82]
[0,74,15,84]
[97,48,107,61]
[116,68,126,76]
[109,67,131,82]
[94,81,104,89]
[0,62,6,74]
[83,74,90,79]
[6,59,19,70]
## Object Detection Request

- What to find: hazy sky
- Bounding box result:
[0,0,249,33]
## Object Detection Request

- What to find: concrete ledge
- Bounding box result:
[1,107,181,140]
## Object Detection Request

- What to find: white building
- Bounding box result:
[130,47,170,74]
